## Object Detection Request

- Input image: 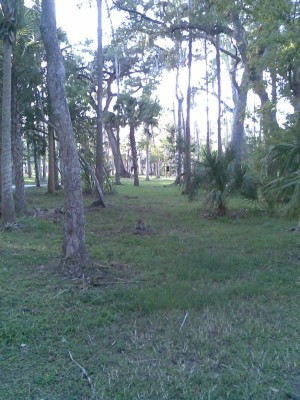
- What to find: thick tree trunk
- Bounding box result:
[106,124,129,179]
[1,38,16,222]
[40,0,87,265]
[129,124,139,186]
[231,69,249,162]
[252,71,280,143]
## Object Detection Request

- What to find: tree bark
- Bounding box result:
[174,65,184,186]
[183,0,193,194]
[216,34,222,157]
[105,123,129,178]
[145,128,150,181]
[129,123,139,186]
[96,0,104,192]
[12,59,26,213]
[40,0,87,265]
[230,10,249,162]
[47,122,56,193]
[231,69,249,162]
[205,35,210,154]
[1,33,16,222]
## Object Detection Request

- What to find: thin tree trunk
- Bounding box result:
[174,67,184,185]
[26,140,32,178]
[33,140,40,187]
[205,35,210,154]
[96,0,104,194]
[184,0,193,194]
[145,128,150,181]
[129,123,139,186]
[216,34,222,157]
[40,0,87,266]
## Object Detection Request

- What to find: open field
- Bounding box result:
[1,179,300,399]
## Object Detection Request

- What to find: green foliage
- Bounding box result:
[190,148,259,215]
[263,140,300,216]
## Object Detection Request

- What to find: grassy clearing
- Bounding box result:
[1,178,300,399]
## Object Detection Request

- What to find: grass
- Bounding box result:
[1,178,300,399]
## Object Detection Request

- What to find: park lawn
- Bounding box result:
[1,179,300,400]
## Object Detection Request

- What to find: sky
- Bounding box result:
[55,1,98,46]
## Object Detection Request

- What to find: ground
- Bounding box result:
[0,179,300,399]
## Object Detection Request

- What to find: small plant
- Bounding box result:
[0,222,21,231]
[190,148,259,215]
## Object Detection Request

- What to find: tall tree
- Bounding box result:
[0,0,16,222]
[96,0,104,192]
[114,94,140,186]
[40,0,87,266]
[183,0,193,194]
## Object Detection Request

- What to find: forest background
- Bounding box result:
[1,1,300,399]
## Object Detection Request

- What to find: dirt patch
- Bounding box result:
[36,258,138,289]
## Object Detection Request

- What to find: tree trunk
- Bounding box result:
[47,122,56,193]
[1,37,16,222]
[40,0,87,265]
[174,66,184,185]
[184,0,193,194]
[26,140,32,178]
[145,128,150,181]
[216,34,222,157]
[96,0,104,192]
[205,35,210,154]
[231,69,249,162]
[230,10,249,163]
[129,123,139,186]
[106,124,129,179]
[11,58,26,214]
[33,140,41,187]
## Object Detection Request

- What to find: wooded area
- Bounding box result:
[1,0,300,398]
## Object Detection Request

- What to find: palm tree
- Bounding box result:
[0,0,16,223]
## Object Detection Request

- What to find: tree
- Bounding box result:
[0,0,16,223]
[40,0,87,266]
[114,94,140,186]
[96,0,104,192]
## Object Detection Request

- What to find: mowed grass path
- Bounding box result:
[1,179,300,399]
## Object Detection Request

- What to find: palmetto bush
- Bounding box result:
[263,142,300,216]
[190,148,259,215]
